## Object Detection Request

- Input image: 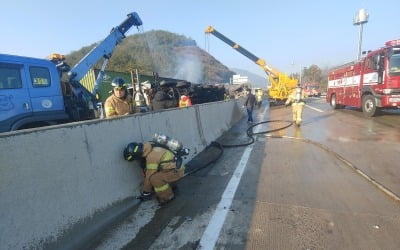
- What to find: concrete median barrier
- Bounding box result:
[0,99,244,249]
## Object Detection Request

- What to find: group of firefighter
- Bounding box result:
[105,76,305,206]
[104,78,193,117]
[103,77,212,206]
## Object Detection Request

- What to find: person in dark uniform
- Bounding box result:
[152,80,177,111]
[244,89,256,123]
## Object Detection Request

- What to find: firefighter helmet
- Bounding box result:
[123,142,144,161]
[111,77,127,89]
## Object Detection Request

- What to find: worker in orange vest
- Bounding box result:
[179,94,192,107]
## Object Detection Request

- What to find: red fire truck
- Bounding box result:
[326,39,400,117]
[303,83,321,97]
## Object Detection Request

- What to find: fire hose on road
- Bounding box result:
[183,119,294,176]
[87,116,399,250]
[184,119,400,204]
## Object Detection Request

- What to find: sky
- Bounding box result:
[1,0,399,78]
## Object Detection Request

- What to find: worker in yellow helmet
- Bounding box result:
[104,77,136,117]
[285,84,305,126]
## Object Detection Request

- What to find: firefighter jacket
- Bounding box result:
[179,95,192,107]
[104,94,135,118]
[285,88,305,106]
[141,142,178,193]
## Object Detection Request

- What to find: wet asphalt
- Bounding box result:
[93,97,400,250]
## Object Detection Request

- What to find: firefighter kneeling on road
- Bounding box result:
[123,134,188,205]
[285,84,305,126]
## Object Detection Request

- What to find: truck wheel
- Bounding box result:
[330,94,339,109]
[362,95,379,117]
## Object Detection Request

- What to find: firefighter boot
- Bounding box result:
[138,191,153,201]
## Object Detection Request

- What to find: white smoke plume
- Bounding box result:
[173,53,204,83]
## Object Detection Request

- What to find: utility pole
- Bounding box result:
[353,9,369,60]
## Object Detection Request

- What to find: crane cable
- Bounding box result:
[205,32,210,53]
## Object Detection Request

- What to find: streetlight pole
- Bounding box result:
[353,9,369,60]
[299,64,302,86]
[291,60,301,85]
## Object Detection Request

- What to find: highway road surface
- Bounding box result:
[91,97,400,250]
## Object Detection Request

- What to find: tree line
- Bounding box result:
[290,64,328,92]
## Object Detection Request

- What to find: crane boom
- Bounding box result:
[68,12,143,83]
[205,26,278,77]
[205,25,298,102]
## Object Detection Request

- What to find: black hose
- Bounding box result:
[183,141,224,176]
[185,114,400,203]
[184,120,294,176]
[221,120,294,148]
[264,134,400,203]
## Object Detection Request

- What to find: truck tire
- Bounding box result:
[362,95,379,117]
[330,94,339,109]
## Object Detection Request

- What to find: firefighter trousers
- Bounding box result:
[291,102,305,126]
[149,168,185,203]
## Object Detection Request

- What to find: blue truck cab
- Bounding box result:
[0,12,143,133]
[0,54,69,132]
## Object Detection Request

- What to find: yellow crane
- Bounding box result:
[205,26,298,103]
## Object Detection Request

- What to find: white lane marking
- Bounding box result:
[198,146,253,249]
[305,104,324,113]
[198,105,266,249]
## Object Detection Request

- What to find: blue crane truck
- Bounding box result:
[0,12,142,133]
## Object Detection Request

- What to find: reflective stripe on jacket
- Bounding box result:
[143,145,176,192]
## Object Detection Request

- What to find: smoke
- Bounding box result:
[139,31,205,83]
[173,53,204,83]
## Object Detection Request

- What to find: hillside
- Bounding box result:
[65,30,236,84]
